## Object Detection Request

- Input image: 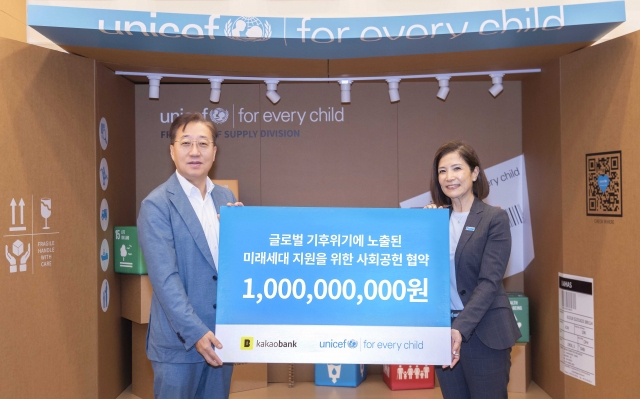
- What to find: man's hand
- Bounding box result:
[218,202,244,220]
[443,328,462,369]
[195,331,224,367]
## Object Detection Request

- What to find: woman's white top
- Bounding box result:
[450,211,469,310]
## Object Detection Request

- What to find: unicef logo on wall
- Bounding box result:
[210,108,229,124]
[347,339,358,349]
[224,17,272,42]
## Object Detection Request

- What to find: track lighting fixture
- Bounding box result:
[339,80,352,104]
[118,69,540,104]
[209,78,223,103]
[148,75,162,99]
[386,78,400,103]
[436,76,451,101]
[489,73,504,97]
[265,80,281,104]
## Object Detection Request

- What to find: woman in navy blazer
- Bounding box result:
[426,140,521,399]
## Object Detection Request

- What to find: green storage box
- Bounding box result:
[114,226,147,275]
[508,292,530,343]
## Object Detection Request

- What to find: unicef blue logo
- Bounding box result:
[210,108,229,124]
[347,339,358,349]
[597,174,610,193]
[225,17,272,42]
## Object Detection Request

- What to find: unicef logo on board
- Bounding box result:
[347,339,358,349]
[224,16,272,42]
[210,108,229,124]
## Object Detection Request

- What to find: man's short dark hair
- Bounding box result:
[169,113,218,145]
[430,140,490,207]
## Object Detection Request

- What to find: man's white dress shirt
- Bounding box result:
[176,171,220,270]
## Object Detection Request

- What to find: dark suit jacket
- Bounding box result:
[451,197,521,350]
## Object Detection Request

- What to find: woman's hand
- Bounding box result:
[443,328,462,368]
[424,203,450,209]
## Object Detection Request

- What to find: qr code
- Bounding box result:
[586,151,622,217]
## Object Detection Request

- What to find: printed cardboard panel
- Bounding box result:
[560,29,640,399]
[382,365,434,390]
[315,364,367,387]
[0,37,97,399]
[96,61,137,399]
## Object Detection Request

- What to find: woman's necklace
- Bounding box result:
[452,212,466,224]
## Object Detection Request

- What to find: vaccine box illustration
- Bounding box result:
[382,365,434,390]
[114,226,147,275]
[508,292,530,343]
[314,364,367,387]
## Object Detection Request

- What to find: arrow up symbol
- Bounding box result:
[10,198,16,225]
[9,198,27,231]
[18,198,25,225]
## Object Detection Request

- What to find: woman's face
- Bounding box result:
[437,151,479,202]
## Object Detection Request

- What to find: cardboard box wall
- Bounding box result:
[121,275,152,324]
[508,343,532,393]
[0,37,135,398]
[523,29,640,399]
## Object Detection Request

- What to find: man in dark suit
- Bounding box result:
[138,112,241,399]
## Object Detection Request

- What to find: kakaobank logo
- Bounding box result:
[224,17,271,42]
[210,108,229,124]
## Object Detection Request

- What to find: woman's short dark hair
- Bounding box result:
[169,113,218,145]
[429,140,490,207]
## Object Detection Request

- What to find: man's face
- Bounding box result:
[170,122,217,183]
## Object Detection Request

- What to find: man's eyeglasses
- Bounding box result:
[174,139,214,149]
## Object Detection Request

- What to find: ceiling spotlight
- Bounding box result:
[387,78,401,103]
[209,78,224,103]
[265,80,281,104]
[436,76,451,101]
[489,73,504,97]
[339,80,352,103]
[148,75,162,99]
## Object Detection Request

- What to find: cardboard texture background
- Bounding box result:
[136,81,522,206]
[132,321,154,399]
[0,0,26,42]
[96,62,136,399]
[0,37,135,398]
[559,30,640,398]
[522,58,565,399]
[66,42,591,80]
[0,37,96,398]
[508,343,532,393]
[121,275,152,324]
[523,29,640,399]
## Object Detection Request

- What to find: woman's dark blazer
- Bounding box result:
[451,197,522,350]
